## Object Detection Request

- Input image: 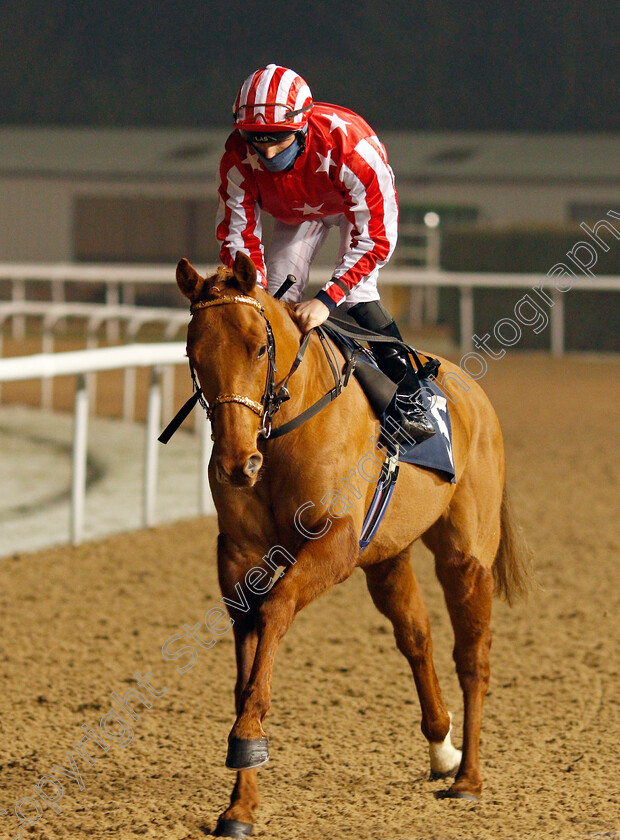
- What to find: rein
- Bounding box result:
[158,292,440,446]
[158,294,358,445]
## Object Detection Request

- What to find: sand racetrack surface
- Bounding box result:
[0,354,618,840]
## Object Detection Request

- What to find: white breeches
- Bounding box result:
[265,215,380,308]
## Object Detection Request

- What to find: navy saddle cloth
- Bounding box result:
[382,378,456,483]
[325,329,456,484]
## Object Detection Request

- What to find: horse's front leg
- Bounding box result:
[214,537,261,839]
[226,517,359,769]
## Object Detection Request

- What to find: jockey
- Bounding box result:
[216,63,434,443]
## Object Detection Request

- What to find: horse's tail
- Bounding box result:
[492,485,533,605]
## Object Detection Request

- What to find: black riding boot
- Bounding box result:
[348,300,435,443]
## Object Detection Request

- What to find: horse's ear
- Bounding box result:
[176,258,205,302]
[232,251,257,294]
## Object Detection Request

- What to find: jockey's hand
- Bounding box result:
[295,298,330,333]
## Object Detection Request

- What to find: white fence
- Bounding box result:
[0,300,188,345]
[0,263,194,341]
[1,262,618,355]
[0,260,617,550]
[0,301,189,420]
[0,343,213,546]
[357,268,619,356]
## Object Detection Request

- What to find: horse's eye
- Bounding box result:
[257,345,267,360]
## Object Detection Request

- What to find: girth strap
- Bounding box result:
[359,445,400,549]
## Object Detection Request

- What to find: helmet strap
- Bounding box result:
[296,124,308,153]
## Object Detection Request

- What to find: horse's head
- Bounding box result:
[177,252,270,488]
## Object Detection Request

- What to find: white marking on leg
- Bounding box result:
[428,713,462,776]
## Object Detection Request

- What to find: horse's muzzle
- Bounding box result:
[215,452,263,487]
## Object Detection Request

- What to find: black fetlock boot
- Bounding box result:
[348,301,435,443]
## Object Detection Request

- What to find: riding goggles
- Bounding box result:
[240,130,296,144]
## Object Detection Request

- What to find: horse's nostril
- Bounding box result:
[244,454,263,477]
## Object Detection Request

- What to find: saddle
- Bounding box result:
[322,314,440,420]
[323,315,456,485]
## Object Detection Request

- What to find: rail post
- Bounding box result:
[162,365,175,429]
[71,374,89,545]
[12,277,26,340]
[143,366,162,527]
[551,289,565,356]
[105,281,121,343]
[41,316,55,410]
[459,285,474,352]
[199,411,214,515]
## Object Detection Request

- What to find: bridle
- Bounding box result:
[160,289,349,446]
[188,293,284,439]
[159,290,435,447]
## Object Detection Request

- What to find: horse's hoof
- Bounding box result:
[438,789,479,802]
[226,736,269,769]
[429,762,461,780]
[214,818,254,838]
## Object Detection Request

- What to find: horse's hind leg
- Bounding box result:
[422,515,495,800]
[364,549,462,778]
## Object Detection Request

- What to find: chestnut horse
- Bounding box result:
[176,253,530,838]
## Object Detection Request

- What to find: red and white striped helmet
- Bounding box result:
[232,64,313,132]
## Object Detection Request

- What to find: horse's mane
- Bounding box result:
[194,265,303,332]
[279,299,299,321]
[262,293,303,334]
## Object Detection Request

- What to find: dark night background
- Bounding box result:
[1,0,618,131]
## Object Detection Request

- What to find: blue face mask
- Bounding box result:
[254,134,303,172]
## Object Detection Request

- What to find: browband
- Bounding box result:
[190,295,263,314]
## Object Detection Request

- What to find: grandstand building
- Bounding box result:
[0,129,617,264]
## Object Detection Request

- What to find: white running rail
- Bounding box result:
[0,263,198,342]
[0,343,213,546]
[0,302,189,419]
[0,263,618,355]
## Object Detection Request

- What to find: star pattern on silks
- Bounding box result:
[328,112,350,135]
[294,202,324,216]
[242,150,262,171]
[315,149,336,174]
